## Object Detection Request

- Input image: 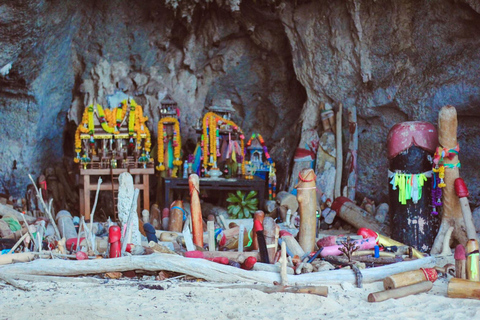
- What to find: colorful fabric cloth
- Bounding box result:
[388,170,432,205]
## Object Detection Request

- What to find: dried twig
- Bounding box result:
[90,177,103,240]
[338,236,359,262]
[28,174,61,240]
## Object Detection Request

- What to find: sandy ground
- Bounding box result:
[1,272,480,320]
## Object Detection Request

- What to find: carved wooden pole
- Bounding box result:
[431,106,468,254]
[168,200,184,232]
[343,105,357,200]
[448,278,480,300]
[189,174,203,248]
[334,103,343,199]
[296,168,317,253]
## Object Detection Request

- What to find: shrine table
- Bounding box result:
[79,167,154,220]
[162,176,266,208]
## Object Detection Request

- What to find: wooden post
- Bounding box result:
[335,103,343,199]
[454,178,478,242]
[169,200,184,232]
[369,281,433,303]
[252,210,265,251]
[383,268,438,289]
[280,240,288,286]
[448,278,480,300]
[343,105,357,200]
[189,174,203,247]
[466,239,480,281]
[431,105,468,254]
[263,217,277,264]
[296,168,317,253]
[455,244,467,279]
[207,221,215,252]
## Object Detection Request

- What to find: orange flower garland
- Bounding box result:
[156,117,182,171]
[74,100,151,163]
[74,107,91,163]
[201,112,245,175]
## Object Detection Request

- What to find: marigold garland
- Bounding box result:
[96,104,117,134]
[156,117,182,171]
[74,100,151,163]
[201,112,245,175]
[74,107,91,163]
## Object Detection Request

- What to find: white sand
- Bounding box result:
[1,273,480,320]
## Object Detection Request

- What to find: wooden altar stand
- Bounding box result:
[79,167,154,221]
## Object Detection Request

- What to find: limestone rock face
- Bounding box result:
[1,0,480,208]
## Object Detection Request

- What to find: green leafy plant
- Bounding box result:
[226,190,259,219]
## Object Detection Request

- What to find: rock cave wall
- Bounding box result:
[1,0,480,208]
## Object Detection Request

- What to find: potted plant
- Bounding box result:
[226,190,259,219]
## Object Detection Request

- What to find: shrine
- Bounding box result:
[75,98,155,220]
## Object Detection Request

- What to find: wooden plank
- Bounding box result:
[80,168,154,175]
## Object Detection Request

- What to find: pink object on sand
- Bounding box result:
[320,237,377,257]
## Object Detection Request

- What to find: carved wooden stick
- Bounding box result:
[431,106,468,254]
[454,244,466,279]
[383,268,438,289]
[369,281,433,303]
[252,210,265,250]
[335,103,343,198]
[168,200,184,232]
[296,168,317,253]
[207,221,215,252]
[466,239,480,281]
[263,217,277,264]
[280,240,288,286]
[343,105,357,200]
[189,174,203,247]
[448,278,480,300]
[454,178,478,241]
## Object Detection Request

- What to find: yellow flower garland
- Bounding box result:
[74,107,91,163]
[156,117,182,171]
[201,112,245,175]
[74,100,151,163]
[96,104,117,134]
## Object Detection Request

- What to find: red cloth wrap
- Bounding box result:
[330,196,353,214]
[454,178,469,198]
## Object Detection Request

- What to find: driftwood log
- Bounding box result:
[217,284,328,297]
[0,254,436,285]
[431,106,468,254]
[368,281,433,303]
[296,168,317,253]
